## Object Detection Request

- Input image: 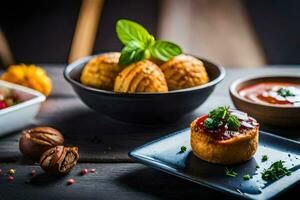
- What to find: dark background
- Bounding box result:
[0,0,299,65]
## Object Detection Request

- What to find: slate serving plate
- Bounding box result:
[129,128,300,199]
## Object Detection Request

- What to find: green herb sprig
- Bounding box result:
[116,19,182,66]
[208,106,230,121]
[243,174,251,181]
[177,146,187,154]
[261,160,291,181]
[225,168,238,177]
[261,155,268,162]
[204,106,240,130]
[203,118,223,130]
[227,115,240,130]
[277,88,295,97]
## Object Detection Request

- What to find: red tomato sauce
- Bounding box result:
[238,82,300,106]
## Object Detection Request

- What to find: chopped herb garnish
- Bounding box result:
[277,88,295,97]
[227,115,240,130]
[256,165,260,169]
[243,174,251,181]
[177,146,187,154]
[204,118,223,130]
[261,155,268,162]
[261,160,291,181]
[225,168,238,177]
[204,106,241,131]
[208,106,230,121]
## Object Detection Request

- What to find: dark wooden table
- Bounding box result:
[0,66,299,200]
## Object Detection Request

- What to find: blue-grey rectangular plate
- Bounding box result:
[129,129,300,199]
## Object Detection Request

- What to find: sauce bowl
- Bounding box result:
[64,54,225,124]
[230,75,300,127]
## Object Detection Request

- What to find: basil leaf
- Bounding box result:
[150,40,182,61]
[119,48,145,67]
[116,19,153,45]
[118,41,146,66]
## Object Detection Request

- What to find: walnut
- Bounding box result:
[39,145,79,175]
[19,127,64,161]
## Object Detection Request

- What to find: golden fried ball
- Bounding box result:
[114,60,168,93]
[160,55,209,90]
[80,52,122,90]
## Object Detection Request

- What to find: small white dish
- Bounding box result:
[0,80,45,136]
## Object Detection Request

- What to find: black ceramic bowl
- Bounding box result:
[64,54,225,124]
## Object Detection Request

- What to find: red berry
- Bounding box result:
[67,178,75,185]
[0,101,7,109]
[89,169,96,173]
[7,176,14,182]
[81,168,88,175]
[30,169,36,176]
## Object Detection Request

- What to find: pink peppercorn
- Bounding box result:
[0,101,7,110]
[7,176,14,182]
[67,178,75,185]
[31,169,36,176]
[81,168,88,175]
[89,169,95,173]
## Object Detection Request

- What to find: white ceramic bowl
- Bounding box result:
[0,80,45,136]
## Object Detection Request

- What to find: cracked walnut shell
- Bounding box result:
[160,55,209,90]
[19,127,64,161]
[39,145,79,175]
[81,52,122,90]
[114,60,168,93]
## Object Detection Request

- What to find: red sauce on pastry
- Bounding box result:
[196,110,259,140]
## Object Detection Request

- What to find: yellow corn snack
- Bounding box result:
[160,55,209,90]
[80,52,122,90]
[1,64,52,96]
[114,60,168,93]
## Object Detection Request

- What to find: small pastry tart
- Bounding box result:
[190,107,259,164]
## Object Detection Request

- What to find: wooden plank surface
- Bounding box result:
[0,163,297,200]
[0,65,299,199]
[0,66,300,162]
